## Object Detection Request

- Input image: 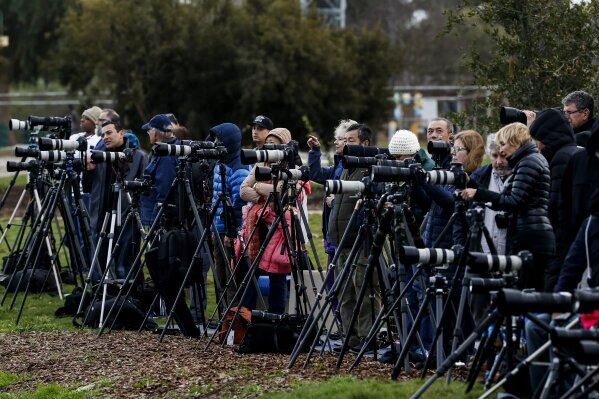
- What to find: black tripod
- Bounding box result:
[5,155,90,324]
[207,168,316,349]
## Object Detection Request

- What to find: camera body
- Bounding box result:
[122,175,153,194]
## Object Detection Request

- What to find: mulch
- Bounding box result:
[0,331,412,398]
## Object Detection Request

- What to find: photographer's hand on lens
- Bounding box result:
[523,110,536,126]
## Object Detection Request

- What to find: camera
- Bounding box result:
[466,250,531,274]
[427,162,468,188]
[342,144,390,158]
[15,146,41,158]
[499,107,529,125]
[497,288,573,315]
[152,142,227,161]
[427,140,452,156]
[370,163,426,184]
[122,175,153,193]
[255,165,310,182]
[469,278,507,294]
[342,156,382,169]
[398,245,461,265]
[6,160,40,173]
[10,116,71,131]
[251,310,287,324]
[90,149,134,163]
[38,150,70,162]
[37,137,87,152]
[240,141,299,165]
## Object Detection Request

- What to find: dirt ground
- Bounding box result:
[0,331,408,398]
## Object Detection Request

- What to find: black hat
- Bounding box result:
[249,115,273,130]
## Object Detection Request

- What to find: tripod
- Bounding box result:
[5,157,90,324]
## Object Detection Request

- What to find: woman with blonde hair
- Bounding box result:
[461,122,554,290]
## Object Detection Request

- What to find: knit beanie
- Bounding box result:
[266,128,292,145]
[389,129,420,156]
[81,106,102,124]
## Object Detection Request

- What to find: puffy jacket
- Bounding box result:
[140,136,179,226]
[529,108,581,227]
[210,123,250,236]
[473,142,554,256]
[258,206,292,274]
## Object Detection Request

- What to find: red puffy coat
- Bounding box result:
[257,206,292,274]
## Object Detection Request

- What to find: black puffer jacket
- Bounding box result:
[558,128,599,256]
[473,142,554,256]
[529,108,581,227]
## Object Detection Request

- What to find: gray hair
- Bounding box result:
[562,90,594,119]
[430,117,454,134]
[334,119,358,139]
[486,133,499,155]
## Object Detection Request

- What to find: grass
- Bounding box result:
[0,194,488,399]
[261,376,484,399]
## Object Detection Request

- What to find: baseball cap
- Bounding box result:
[249,115,273,130]
[141,114,173,132]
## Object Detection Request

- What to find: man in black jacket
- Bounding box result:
[562,90,596,145]
[88,119,147,280]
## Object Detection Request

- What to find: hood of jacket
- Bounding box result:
[209,123,243,169]
[529,108,575,162]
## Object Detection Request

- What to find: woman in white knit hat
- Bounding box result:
[389,129,436,170]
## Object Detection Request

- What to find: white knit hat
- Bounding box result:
[389,130,420,155]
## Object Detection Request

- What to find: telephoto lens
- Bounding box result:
[152,143,192,157]
[398,246,460,265]
[343,144,391,158]
[15,146,40,158]
[467,250,531,273]
[37,137,86,151]
[9,119,31,131]
[497,288,573,315]
[28,115,70,128]
[342,156,379,169]
[240,149,286,164]
[38,151,69,162]
[370,165,413,182]
[325,179,365,195]
[6,160,39,172]
[427,169,457,185]
[90,149,130,163]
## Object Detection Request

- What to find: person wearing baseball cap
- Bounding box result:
[249,115,273,148]
[140,114,178,227]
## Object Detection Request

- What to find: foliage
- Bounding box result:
[0,0,75,83]
[445,0,599,133]
[0,384,95,399]
[49,0,393,145]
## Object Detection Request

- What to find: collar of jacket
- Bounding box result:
[507,141,538,168]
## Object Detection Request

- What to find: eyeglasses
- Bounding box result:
[451,146,467,153]
[563,109,585,116]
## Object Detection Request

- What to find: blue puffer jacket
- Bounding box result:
[140,137,179,226]
[211,123,250,236]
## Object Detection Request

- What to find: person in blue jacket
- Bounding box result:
[210,123,251,304]
[140,114,178,227]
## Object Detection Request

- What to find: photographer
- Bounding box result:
[140,114,177,227]
[528,108,581,291]
[239,128,296,314]
[210,123,250,304]
[328,123,381,352]
[307,119,356,277]
[461,123,554,291]
[426,117,454,169]
[88,119,147,279]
